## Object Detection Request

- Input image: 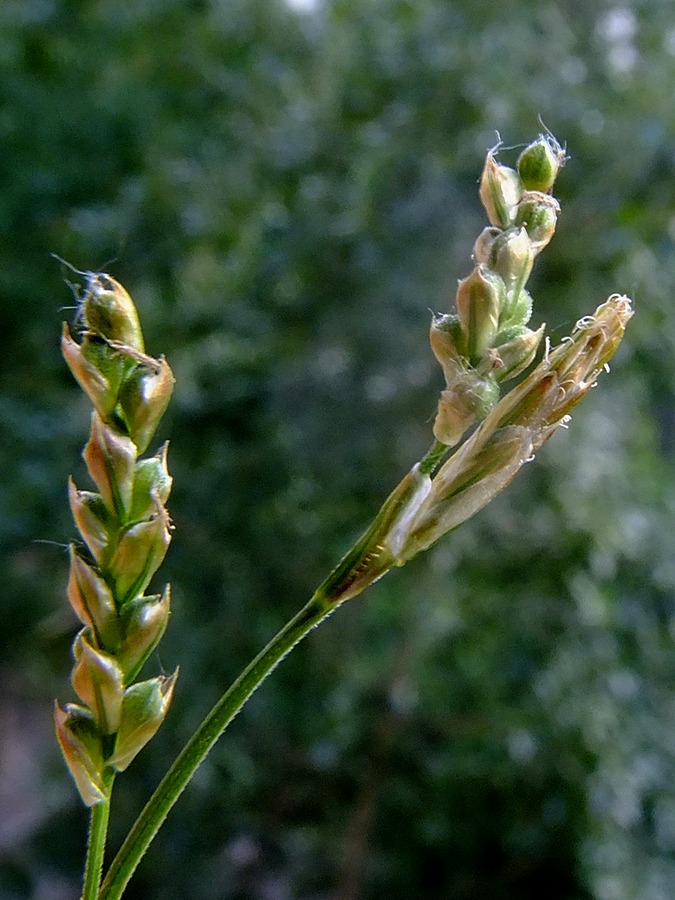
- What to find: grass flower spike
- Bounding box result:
[56,273,176,898]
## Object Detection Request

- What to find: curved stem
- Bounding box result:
[82,768,115,900]
[98,590,339,899]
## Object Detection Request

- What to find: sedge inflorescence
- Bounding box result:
[319,134,631,603]
[55,274,176,806]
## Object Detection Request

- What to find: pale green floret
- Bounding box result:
[71,632,125,735]
[108,673,177,772]
[83,274,145,353]
[117,358,175,454]
[479,151,523,228]
[68,481,112,564]
[54,703,107,807]
[433,372,500,447]
[456,266,504,361]
[514,192,559,252]
[67,549,121,649]
[130,446,172,522]
[83,414,137,520]
[492,324,545,382]
[517,135,566,193]
[117,589,171,683]
[490,227,534,302]
[429,314,468,378]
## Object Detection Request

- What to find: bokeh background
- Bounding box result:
[2,1,675,898]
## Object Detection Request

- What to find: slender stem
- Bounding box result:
[82,769,115,900]
[98,590,339,899]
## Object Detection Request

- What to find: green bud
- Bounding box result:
[62,325,126,420]
[514,192,559,253]
[108,501,172,604]
[68,479,112,563]
[108,672,178,772]
[479,151,523,228]
[517,134,566,193]
[492,324,545,382]
[117,358,174,454]
[83,273,145,352]
[67,547,121,649]
[72,630,125,734]
[130,444,172,523]
[432,372,500,447]
[429,315,468,380]
[83,413,137,519]
[118,587,171,682]
[456,266,504,361]
[54,702,107,807]
[490,227,534,298]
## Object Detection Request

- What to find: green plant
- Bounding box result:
[54,135,632,899]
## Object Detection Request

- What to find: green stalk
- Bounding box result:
[82,769,115,900]
[98,589,342,899]
[418,440,449,476]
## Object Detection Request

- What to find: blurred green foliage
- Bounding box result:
[2,1,675,898]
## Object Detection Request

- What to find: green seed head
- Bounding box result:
[429,314,468,379]
[490,227,534,294]
[117,358,175,454]
[514,192,560,253]
[455,266,504,361]
[83,274,145,352]
[118,588,171,682]
[54,703,106,806]
[517,135,566,193]
[108,672,177,772]
[71,631,125,734]
[479,151,523,228]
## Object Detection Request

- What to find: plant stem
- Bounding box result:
[82,768,115,900]
[98,589,340,899]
